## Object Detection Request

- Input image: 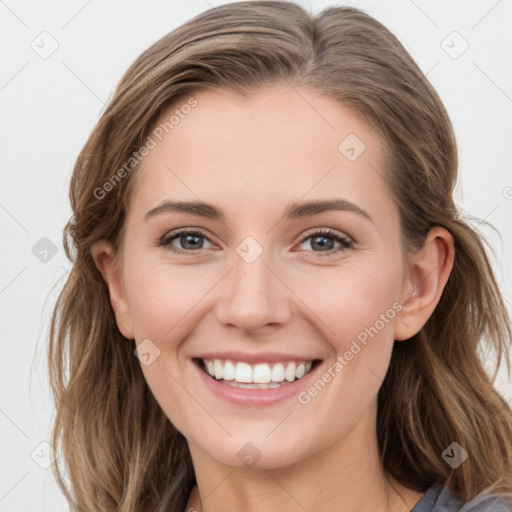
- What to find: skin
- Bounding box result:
[92,83,454,512]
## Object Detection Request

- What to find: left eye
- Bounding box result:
[296,230,353,256]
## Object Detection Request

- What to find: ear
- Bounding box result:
[91,240,134,339]
[394,226,455,341]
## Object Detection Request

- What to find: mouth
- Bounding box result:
[193,357,323,390]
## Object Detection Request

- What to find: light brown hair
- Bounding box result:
[48,2,512,510]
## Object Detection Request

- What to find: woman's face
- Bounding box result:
[104,83,415,469]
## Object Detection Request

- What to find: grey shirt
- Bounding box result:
[411,482,512,511]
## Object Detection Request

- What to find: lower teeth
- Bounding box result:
[218,379,291,389]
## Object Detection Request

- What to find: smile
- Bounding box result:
[195,357,320,390]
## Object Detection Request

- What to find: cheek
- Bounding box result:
[289,256,402,351]
[287,256,402,415]
[286,265,401,443]
[124,257,217,342]
[123,260,217,434]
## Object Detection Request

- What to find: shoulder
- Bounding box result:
[457,493,512,512]
[412,482,512,512]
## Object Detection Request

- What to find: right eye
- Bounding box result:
[159,229,216,255]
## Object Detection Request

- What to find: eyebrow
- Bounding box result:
[144,198,373,224]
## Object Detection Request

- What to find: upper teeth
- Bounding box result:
[203,359,313,384]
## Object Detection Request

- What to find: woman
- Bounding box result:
[48,2,512,511]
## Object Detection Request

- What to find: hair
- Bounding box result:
[48,1,512,511]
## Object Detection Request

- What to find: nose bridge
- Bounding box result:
[215,238,290,332]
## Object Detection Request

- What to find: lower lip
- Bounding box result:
[194,359,322,407]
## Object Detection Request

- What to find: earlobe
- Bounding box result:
[394,227,455,341]
[90,240,134,339]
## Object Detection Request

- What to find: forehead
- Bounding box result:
[130,84,394,226]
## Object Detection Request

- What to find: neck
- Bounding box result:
[185,404,424,512]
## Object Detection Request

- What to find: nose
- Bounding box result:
[215,246,291,335]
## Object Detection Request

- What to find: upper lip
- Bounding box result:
[194,351,321,364]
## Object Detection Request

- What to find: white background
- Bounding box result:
[1,1,511,510]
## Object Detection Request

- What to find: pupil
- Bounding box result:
[313,235,333,251]
[183,234,202,249]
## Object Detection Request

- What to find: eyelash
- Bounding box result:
[158,228,353,257]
